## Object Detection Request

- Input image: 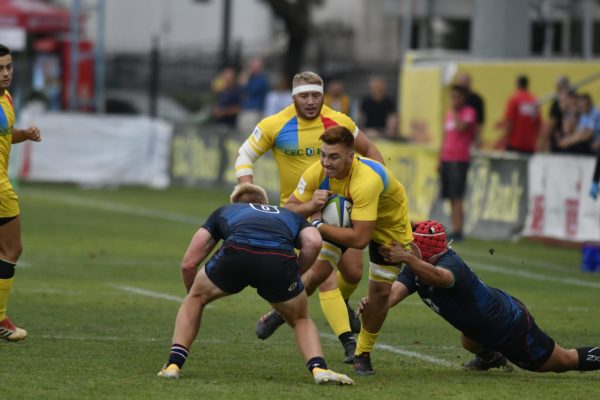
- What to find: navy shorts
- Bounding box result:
[205,242,304,303]
[440,161,469,200]
[495,299,555,371]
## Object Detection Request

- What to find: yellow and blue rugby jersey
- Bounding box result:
[294,156,414,246]
[243,104,358,205]
[0,91,15,192]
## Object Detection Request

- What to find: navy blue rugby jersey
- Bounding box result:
[397,249,524,347]
[202,203,310,252]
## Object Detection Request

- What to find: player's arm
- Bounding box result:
[285,190,330,218]
[180,227,218,292]
[234,125,272,184]
[316,219,375,250]
[295,226,323,274]
[11,126,41,144]
[354,130,384,163]
[378,242,454,288]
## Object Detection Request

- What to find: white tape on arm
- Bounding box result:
[235,140,260,178]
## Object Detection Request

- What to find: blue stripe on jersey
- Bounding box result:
[319,177,330,190]
[0,104,9,133]
[358,158,388,190]
[274,116,299,150]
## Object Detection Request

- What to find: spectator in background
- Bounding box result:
[238,58,269,134]
[538,76,571,152]
[497,75,541,154]
[439,85,477,242]
[324,78,351,116]
[212,67,242,129]
[557,93,598,154]
[360,76,398,140]
[456,73,485,147]
[264,76,292,117]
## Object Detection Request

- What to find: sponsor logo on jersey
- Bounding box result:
[252,126,263,141]
[283,148,321,157]
[297,178,306,195]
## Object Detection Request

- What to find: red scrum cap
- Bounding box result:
[412,220,448,262]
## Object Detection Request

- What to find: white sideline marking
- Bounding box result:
[25,190,203,225]
[474,263,600,289]
[321,333,452,367]
[111,284,213,308]
[112,285,184,302]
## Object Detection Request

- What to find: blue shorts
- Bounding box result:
[495,299,555,371]
[205,242,304,303]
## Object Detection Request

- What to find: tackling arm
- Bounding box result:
[378,243,454,288]
[180,228,218,292]
[295,226,323,274]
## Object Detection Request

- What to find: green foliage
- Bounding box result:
[2,183,600,399]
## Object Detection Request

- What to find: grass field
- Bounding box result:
[2,183,600,399]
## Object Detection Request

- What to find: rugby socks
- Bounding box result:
[167,344,189,369]
[338,331,356,347]
[576,347,600,371]
[0,259,16,321]
[306,357,327,373]
[336,270,359,301]
[319,288,351,336]
[355,328,379,355]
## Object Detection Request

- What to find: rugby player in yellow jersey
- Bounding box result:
[235,71,383,361]
[286,126,413,375]
[0,44,41,341]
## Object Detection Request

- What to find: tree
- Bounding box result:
[262,0,319,81]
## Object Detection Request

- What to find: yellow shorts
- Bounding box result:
[0,188,20,218]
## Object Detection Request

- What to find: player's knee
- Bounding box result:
[0,241,22,262]
[339,266,362,284]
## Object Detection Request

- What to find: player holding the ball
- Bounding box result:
[285,125,413,375]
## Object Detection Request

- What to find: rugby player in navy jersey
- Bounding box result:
[157,183,353,385]
[363,220,600,373]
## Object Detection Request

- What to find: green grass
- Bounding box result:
[3,183,600,399]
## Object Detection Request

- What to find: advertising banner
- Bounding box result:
[523,154,600,243]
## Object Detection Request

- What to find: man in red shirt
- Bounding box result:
[498,75,541,154]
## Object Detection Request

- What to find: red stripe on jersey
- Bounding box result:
[321,116,339,130]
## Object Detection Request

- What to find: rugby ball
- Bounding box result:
[321,195,352,227]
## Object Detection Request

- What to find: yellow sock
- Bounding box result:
[319,288,351,336]
[0,277,15,321]
[336,270,359,301]
[356,328,380,355]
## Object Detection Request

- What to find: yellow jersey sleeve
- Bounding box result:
[292,161,322,203]
[245,116,278,157]
[350,174,383,222]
